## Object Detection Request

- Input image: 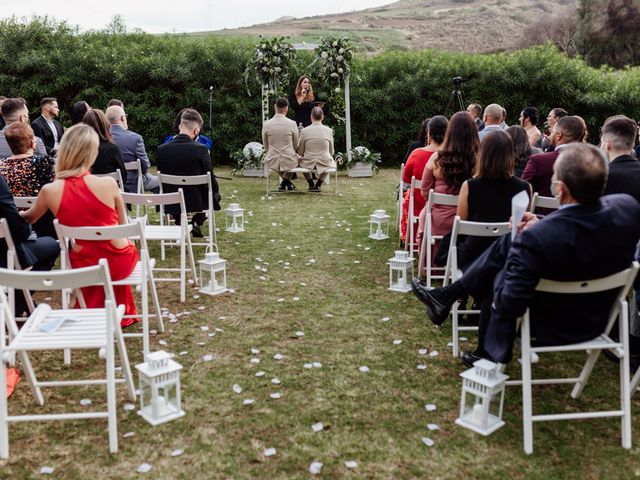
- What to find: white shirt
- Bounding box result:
[44,117,59,149]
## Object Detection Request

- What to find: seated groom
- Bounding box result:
[157,108,221,237]
[262,97,299,191]
[412,144,640,365]
[297,106,335,192]
[0,175,59,316]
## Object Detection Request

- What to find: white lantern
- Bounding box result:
[135,351,185,426]
[198,251,228,295]
[456,359,508,436]
[369,209,390,240]
[388,250,414,292]
[225,203,245,233]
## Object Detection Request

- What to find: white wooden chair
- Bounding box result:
[0,218,35,317]
[0,260,136,458]
[529,193,560,214]
[12,197,37,210]
[396,163,405,232]
[505,262,639,454]
[405,177,423,258]
[54,220,161,355]
[94,170,124,192]
[418,190,459,286]
[121,191,197,303]
[124,159,144,194]
[158,172,217,252]
[443,216,511,357]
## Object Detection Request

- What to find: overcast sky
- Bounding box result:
[3,0,394,33]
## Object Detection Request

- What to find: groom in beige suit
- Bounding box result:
[297,106,336,192]
[262,97,299,191]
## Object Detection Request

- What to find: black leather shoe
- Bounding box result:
[411,278,452,326]
[192,225,204,238]
[461,350,488,368]
[278,184,287,192]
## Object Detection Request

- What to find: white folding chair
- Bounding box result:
[405,177,423,258]
[529,193,560,214]
[124,159,144,194]
[94,170,124,192]
[12,197,37,210]
[121,191,197,303]
[505,262,639,454]
[418,190,459,285]
[396,163,405,232]
[0,260,136,458]
[158,172,217,252]
[0,218,35,317]
[54,220,161,355]
[443,216,511,357]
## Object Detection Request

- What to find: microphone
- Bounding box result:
[209,86,213,91]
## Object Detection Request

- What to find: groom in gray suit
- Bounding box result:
[106,105,159,193]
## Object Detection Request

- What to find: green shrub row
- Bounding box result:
[2,17,639,166]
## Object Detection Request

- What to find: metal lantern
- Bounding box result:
[224,203,245,233]
[369,209,390,240]
[198,251,228,296]
[135,351,185,426]
[388,250,414,292]
[456,359,508,436]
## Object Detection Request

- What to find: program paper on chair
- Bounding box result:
[0,261,136,458]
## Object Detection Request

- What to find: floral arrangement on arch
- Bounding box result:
[231,142,265,174]
[314,36,353,88]
[244,36,296,95]
[342,146,382,172]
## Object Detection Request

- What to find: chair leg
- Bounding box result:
[147,268,163,333]
[180,231,186,303]
[115,327,136,402]
[18,350,44,406]
[106,331,118,454]
[452,301,459,358]
[0,354,9,459]
[631,365,640,393]
[570,349,601,399]
[521,317,534,454]
[185,231,198,287]
[620,303,632,449]
[141,268,149,356]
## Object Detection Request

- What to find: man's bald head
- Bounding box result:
[106,105,126,125]
[483,104,503,125]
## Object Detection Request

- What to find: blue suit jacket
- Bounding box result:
[487,194,640,362]
[110,124,150,193]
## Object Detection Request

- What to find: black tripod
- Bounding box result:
[208,86,214,162]
[444,84,466,116]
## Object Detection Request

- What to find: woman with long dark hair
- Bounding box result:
[505,125,540,178]
[289,74,323,128]
[416,111,477,255]
[83,109,127,183]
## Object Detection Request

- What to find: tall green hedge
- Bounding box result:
[2,17,640,166]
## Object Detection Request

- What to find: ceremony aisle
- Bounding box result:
[1,168,637,478]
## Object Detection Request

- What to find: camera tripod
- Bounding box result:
[444,85,466,116]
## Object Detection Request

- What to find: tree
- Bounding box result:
[575,0,640,68]
[514,6,577,56]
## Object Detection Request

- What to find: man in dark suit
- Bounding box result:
[603,115,640,203]
[31,97,63,156]
[412,144,640,365]
[0,175,59,315]
[522,116,584,197]
[157,109,220,236]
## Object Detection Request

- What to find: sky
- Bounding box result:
[3,0,395,33]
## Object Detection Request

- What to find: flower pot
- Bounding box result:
[243,167,266,178]
[348,161,373,178]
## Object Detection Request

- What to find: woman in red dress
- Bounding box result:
[21,124,138,326]
[400,116,448,242]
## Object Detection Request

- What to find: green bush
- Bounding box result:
[2,17,639,166]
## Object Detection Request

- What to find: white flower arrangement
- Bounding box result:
[343,145,382,172]
[232,142,265,174]
[245,36,296,95]
[313,36,353,87]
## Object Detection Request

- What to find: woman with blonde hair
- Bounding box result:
[289,74,324,128]
[20,124,139,325]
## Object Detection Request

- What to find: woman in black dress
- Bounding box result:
[289,75,323,128]
[456,129,531,269]
[83,109,127,184]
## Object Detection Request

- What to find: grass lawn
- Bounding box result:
[1,168,640,479]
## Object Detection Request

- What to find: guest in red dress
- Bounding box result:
[400,116,448,242]
[20,124,139,326]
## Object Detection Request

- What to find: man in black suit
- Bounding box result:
[0,175,59,315]
[31,97,63,156]
[412,144,640,365]
[603,115,640,203]
[157,108,220,236]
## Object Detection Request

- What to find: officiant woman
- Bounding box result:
[289,75,324,128]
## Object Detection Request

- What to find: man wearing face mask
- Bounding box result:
[412,144,640,365]
[157,108,221,236]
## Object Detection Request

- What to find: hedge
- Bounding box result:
[2,17,639,166]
